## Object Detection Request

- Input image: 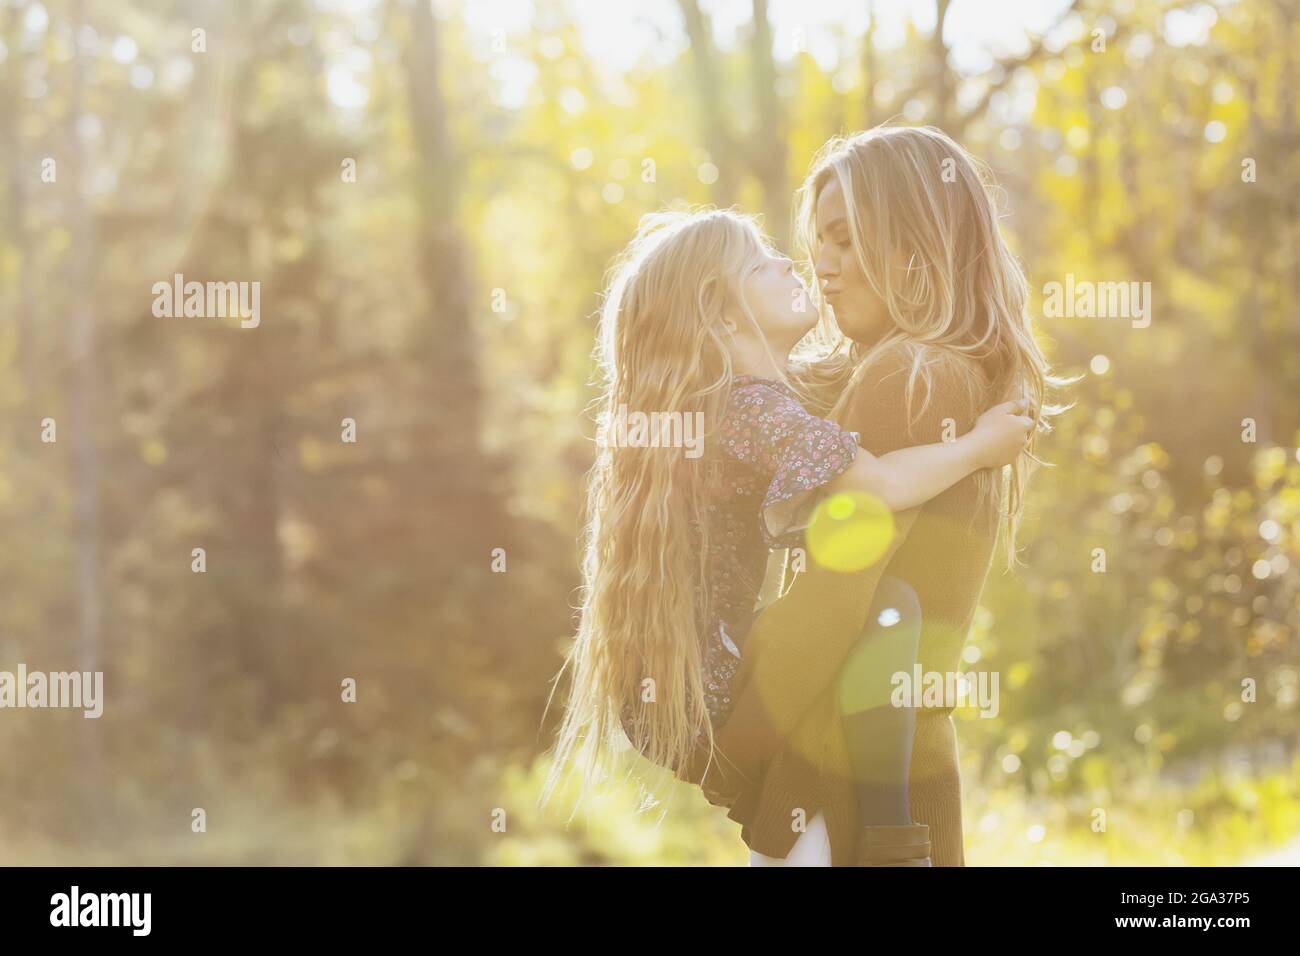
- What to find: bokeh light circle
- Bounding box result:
[806,490,895,572]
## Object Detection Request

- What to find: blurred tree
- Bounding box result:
[677,0,737,205]
[748,0,787,242]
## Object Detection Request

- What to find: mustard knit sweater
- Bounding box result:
[677,343,1001,867]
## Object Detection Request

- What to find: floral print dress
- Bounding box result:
[698,374,860,731]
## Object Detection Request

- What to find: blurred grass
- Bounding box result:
[497,748,1300,866]
[5,749,1295,865]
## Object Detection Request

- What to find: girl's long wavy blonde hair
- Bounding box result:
[540,208,800,812]
[793,125,1072,565]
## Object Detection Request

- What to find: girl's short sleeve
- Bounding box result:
[720,383,860,548]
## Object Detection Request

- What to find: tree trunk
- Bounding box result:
[68,0,106,835]
[750,0,788,243]
[2,2,38,394]
[930,0,952,131]
[862,0,877,127]
[403,0,506,632]
[677,0,736,205]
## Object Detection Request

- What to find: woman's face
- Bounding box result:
[813,177,892,346]
[737,247,816,348]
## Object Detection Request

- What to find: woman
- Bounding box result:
[537,205,1033,860]
[697,125,1068,866]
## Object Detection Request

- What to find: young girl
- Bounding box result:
[539,208,1031,861]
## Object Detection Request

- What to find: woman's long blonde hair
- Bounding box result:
[793,125,1072,565]
[540,208,798,812]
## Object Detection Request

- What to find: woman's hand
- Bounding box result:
[968,399,1034,469]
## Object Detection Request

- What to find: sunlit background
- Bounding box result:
[1,0,1297,864]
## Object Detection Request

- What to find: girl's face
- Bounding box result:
[813,177,892,347]
[737,247,816,348]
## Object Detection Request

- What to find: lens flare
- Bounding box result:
[806,490,894,572]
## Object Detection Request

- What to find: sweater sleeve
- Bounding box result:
[712,345,985,779]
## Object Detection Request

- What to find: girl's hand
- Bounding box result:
[969,399,1034,469]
